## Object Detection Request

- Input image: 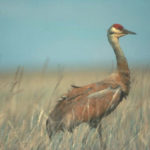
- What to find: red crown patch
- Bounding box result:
[113,24,124,30]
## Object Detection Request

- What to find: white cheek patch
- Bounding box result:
[111,27,122,34]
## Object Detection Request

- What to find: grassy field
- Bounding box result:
[0,68,150,150]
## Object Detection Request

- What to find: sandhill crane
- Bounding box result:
[46,24,136,148]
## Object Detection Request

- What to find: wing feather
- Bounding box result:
[50,80,122,121]
[87,87,113,99]
[86,86,122,118]
[59,80,119,102]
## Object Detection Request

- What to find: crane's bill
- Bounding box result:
[123,29,136,35]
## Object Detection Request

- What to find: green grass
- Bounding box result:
[0,68,150,150]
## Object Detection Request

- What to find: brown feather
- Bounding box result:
[49,76,123,132]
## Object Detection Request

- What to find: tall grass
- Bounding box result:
[0,68,150,150]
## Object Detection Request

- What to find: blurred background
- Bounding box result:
[0,0,150,72]
[0,1,150,150]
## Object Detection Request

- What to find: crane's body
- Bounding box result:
[46,24,135,147]
[47,73,127,132]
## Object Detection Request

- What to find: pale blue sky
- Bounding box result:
[0,0,150,70]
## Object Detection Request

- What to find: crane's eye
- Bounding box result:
[110,31,115,35]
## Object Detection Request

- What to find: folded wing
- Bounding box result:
[50,81,123,123]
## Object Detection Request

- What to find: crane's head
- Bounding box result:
[108,24,136,38]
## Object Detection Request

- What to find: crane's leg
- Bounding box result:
[97,124,106,150]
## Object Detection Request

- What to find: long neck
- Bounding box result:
[108,35,130,94]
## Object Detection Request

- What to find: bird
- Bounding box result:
[46,24,136,148]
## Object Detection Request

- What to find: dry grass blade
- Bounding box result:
[46,71,64,111]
